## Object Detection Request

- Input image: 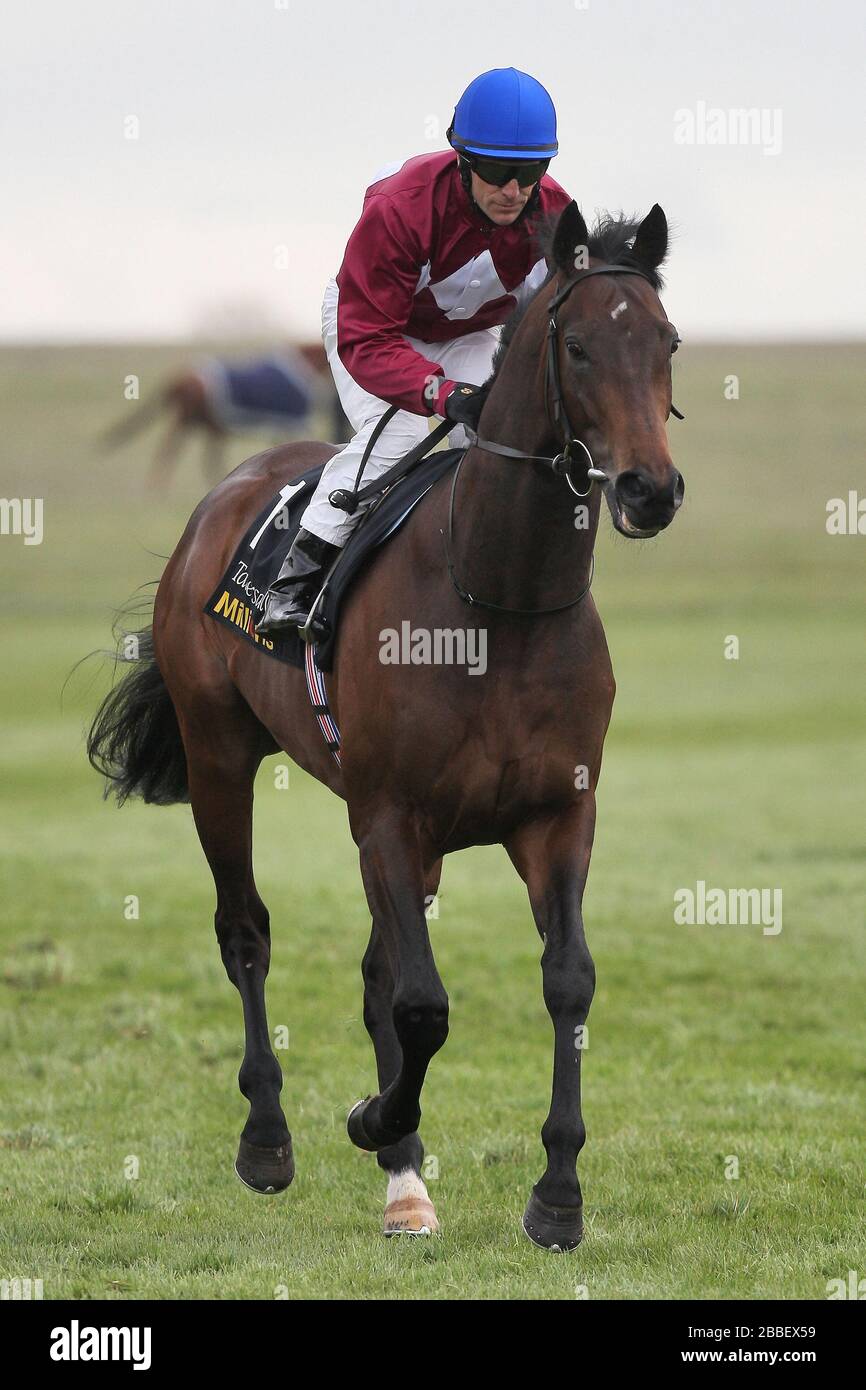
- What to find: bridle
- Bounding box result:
[476,261,684,489]
[442,261,684,615]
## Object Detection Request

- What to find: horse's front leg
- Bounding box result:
[506,800,597,1251]
[361,914,440,1236]
[348,812,449,1189]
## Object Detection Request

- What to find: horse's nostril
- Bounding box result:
[674,471,685,508]
[616,470,654,506]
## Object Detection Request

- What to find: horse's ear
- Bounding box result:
[549,200,590,275]
[630,204,668,272]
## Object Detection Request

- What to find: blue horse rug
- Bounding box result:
[199,353,315,431]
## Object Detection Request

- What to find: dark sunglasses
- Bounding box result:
[466,155,550,187]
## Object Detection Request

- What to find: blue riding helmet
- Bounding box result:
[447,67,558,161]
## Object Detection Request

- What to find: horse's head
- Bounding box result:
[545,202,684,538]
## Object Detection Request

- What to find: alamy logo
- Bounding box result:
[0,497,43,545]
[674,880,782,936]
[826,492,866,535]
[50,1320,151,1370]
[826,1270,866,1299]
[1,1277,43,1299]
[379,622,487,675]
[674,102,782,156]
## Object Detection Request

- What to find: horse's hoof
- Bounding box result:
[234,1136,294,1194]
[522,1191,583,1252]
[347,1097,378,1152]
[383,1196,440,1238]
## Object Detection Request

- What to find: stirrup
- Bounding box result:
[298,586,331,644]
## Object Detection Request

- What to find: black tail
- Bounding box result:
[87,626,189,805]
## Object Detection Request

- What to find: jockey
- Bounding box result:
[257,67,572,636]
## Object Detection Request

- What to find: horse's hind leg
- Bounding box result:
[362,871,441,1236]
[180,702,293,1194]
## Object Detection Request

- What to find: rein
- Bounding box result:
[442,261,685,616]
[442,453,595,615]
[327,261,684,619]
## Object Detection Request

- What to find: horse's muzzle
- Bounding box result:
[611,467,685,538]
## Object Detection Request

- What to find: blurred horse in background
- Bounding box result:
[102,342,351,491]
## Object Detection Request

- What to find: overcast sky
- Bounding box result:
[2,0,863,342]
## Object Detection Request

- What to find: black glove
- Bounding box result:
[437,379,490,432]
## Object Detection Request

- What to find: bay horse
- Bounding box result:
[88,200,684,1250]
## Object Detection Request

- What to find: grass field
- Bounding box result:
[1,341,865,1300]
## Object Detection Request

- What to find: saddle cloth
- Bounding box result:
[203,447,463,671]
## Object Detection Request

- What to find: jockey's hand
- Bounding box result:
[434,378,490,432]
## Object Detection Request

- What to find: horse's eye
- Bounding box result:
[671,337,681,355]
[566,340,585,359]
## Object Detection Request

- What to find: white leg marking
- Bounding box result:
[385,1168,430,1207]
[383,1167,439,1236]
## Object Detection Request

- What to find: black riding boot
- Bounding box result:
[255,529,341,637]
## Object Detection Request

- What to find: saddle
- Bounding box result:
[204,447,464,672]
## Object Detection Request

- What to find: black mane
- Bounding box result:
[491,211,667,377]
